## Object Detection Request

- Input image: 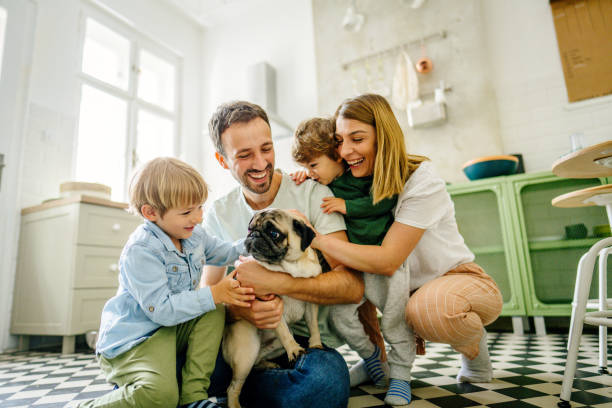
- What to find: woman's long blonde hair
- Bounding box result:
[334,94,428,204]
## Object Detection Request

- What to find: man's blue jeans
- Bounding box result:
[208,337,350,408]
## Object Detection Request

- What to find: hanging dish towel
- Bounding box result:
[391,51,420,110]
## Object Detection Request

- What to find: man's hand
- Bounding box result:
[229,296,284,329]
[234,256,290,297]
[321,197,347,215]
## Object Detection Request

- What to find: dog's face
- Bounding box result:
[245,209,316,264]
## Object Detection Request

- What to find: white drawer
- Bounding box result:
[77,204,141,247]
[69,288,117,334]
[74,246,122,288]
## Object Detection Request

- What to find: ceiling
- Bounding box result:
[160,0,269,28]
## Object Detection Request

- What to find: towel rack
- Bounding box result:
[341,30,447,71]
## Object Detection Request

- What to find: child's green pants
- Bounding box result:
[79,306,225,408]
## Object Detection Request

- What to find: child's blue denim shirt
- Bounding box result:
[96,219,245,359]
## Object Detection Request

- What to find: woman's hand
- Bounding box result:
[290,170,309,185]
[321,197,347,214]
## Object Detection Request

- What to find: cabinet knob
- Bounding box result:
[109,264,118,272]
[112,223,121,232]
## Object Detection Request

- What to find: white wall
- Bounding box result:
[0,0,37,353]
[1,0,203,352]
[313,0,504,183]
[312,0,612,181]
[482,0,612,172]
[200,0,318,202]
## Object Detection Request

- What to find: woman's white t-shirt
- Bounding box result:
[394,161,474,291]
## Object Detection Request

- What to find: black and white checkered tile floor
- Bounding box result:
[0,333,610,407]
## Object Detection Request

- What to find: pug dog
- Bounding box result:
[222,208,326,408]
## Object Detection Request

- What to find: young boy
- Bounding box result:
[292,118,414,406]
[79,157,254,408]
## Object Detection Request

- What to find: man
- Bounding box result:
[202,101,369,407]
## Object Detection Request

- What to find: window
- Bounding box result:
[76,8,180,201]
[0,6,7,80]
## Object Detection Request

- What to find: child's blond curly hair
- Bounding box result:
[128,157,208,217]
[292,117,340,164]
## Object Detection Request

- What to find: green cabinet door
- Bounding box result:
[509,172,611,316]
[448,176,527,316]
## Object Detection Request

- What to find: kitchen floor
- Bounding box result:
[0,332,610,407]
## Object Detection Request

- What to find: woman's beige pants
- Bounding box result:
[406,263,503,359]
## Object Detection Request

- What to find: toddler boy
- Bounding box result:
[291,117,397,245]
[293,119,415,406]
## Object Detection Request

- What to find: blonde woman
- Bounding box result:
[310,94,503,406]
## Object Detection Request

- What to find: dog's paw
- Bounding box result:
[287,345,306,362]
[308,336,323,349]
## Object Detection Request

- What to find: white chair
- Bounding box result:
[558,237,612,408]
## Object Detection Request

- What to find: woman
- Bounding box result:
[311,93,503,403]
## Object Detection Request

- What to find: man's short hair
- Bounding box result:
[128,157,208,217]
[292,117,339,164]
[208,101,270,156]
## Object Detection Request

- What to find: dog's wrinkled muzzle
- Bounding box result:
[245,231,287,264]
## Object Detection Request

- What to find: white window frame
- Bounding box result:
[0,5,7,80]
[74,1,183,200]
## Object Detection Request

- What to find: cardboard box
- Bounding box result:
[550,0,612,102]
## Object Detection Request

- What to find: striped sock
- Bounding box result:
[364,345,388,387]
[384,378,412,406]
[182,399,222,408]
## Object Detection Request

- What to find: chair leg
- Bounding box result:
[598,247,610,374]
[559,251,597,406]
[567,253,588,352]
[566,252,589,351]
[599,326,608,375]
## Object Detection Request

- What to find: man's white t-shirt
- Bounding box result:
[204,170,347,347]
[394,161,475,291]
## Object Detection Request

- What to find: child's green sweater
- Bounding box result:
[329,171,397,245]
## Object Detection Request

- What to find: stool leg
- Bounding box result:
[567,253,589,351]
[598,248,610,374]
[560,252,596,406]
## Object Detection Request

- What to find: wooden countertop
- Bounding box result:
[22,194,130,215]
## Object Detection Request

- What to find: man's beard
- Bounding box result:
[239,164,274,194]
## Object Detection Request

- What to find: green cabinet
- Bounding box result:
[448,171,610,318]
[448,178,526,316]
[509,172,610,316]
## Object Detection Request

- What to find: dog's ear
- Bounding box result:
[247,214,257,231]
[292,219,316,252]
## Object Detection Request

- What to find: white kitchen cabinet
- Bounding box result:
[11,195,141,353]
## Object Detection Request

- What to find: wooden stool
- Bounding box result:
[552,143,612,408]
[552,140,612,179]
